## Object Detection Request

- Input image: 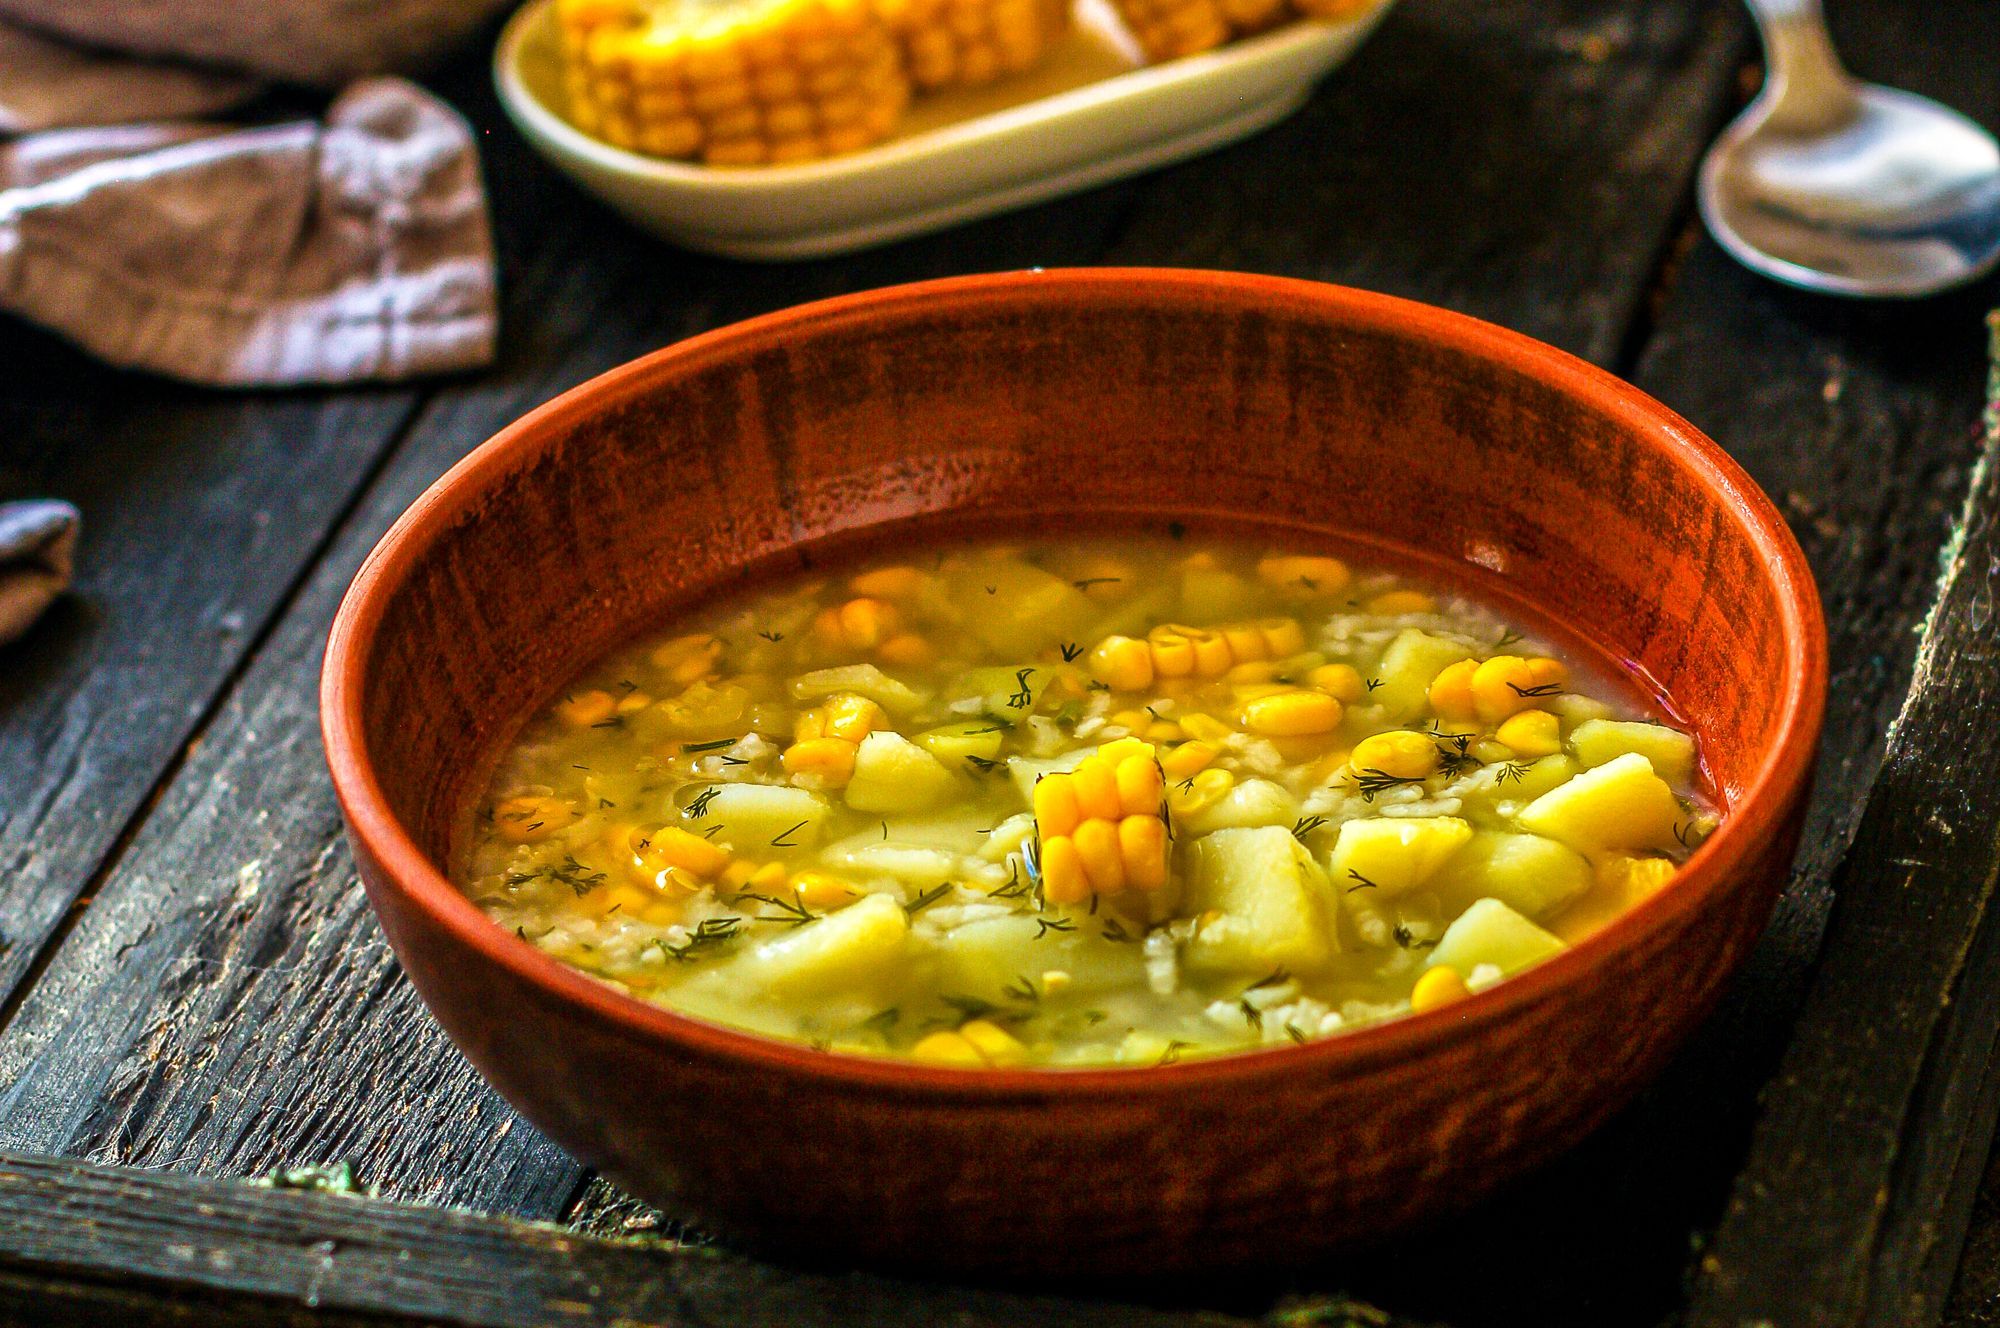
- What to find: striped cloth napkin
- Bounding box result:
[0,1,510,647]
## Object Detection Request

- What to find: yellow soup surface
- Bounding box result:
[459,534,1715,1067]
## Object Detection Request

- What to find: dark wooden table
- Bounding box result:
[2,0,1997,1323]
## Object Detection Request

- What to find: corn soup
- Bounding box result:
[458,535,1714,1067]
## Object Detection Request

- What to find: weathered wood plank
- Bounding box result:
[0,1151,1247,1328]
[1104,0,1748,366]
[1681,308,2000,1326]
[0,344,420,1017]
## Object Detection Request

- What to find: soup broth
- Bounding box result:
[458,533,1715,1067]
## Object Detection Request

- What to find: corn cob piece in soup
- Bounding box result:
[460,535,1716,1068]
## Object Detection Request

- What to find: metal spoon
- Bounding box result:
[1697,0,2000,298]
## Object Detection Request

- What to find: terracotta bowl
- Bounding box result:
[322,269,1826,1277]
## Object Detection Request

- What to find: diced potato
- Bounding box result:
[1548,853,1678,943]
[952,666,1057,720]
[697,784,829,850]
[821,840,960,890]
[1570,719,1697,787]
[944,557,1096,653]
[791,664,924,715]
[1182,566,1253,622]
[726,891,910,999]
[1517,752,1683,853]
[1428,830,1591,920]
[1371,630,1476,720]
[1426,897,1565,976]
[1483,754,1579,807]
[846,732,961,813]
[915,720,1009,765]
[1177,778,1300,838]
[1183,826,1336,975]
[928,913,1145,997]
[1008,749,1092,804]
[1546,693,1615,727]
[1325,815,1473,897]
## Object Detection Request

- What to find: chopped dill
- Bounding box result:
[904,883,953,916]
[683,737,739,753]
[1673,820,1698,849]
[1034,915,1076,939]
[1083,1010,1109,1025]
[505,855,606,897]
[770,820,808,847]
[1293,815,1329,840]
[1059,641,1084,662]
[1507,681,1563,698]
[1071,576,1122,590]
[861,1007,900,1035]
[1494,627,1524,649]
[1006,668,1037,709]
[1100,917,1136,943]
[1157,1040,1192,1066]
[685,786,722,818]
[1346,869,1379,892]
[984,584,998,595]
[738,892,819,928]
[1495,760,1532,786]
[1365,677,1384,693]
[1002,974,1041,1004]
[658,916,742,962]
[1244,967,1292,992]
[1285,1023,1308,1045]
[993,859,1035,901]
[590,716,626,730]
[701,824,725,840]
[1352,768,1421,801]
[1392,924,1438,951]
[1087,680,1112,693]
[1239,998,1262,1029]
[756,629,783,642]
[965,754,1002,773]
[1434,732,1480,778]
[937,994,1004,1023]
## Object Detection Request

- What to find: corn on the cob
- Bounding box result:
[556,0,910,165]
[874,0,1070,91]
[1086,617,1305,692]
[1033,737,1170,904]
[1107,0,1376,63]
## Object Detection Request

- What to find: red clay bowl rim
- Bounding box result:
[322,267,1828,1100]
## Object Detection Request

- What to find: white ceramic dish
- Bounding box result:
[494,0,1393,259]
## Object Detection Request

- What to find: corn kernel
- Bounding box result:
[1307,663,1367,704]
[1072,817,1125,892]
[1161,740,1219,780]
[1349,730,1439,780]
[1471,655,1541,724]
[1410,965,1471,1013]
[1118,815,1170,891]
[877,633,935,668]
[1088,635,1154,691]
[1149,628,1197,678]
[823,693,888,742]
[493,795,576,844]
[1168,766,1234,815]
[1142,721,1184,743]
[1368,590,1436,615]
[1178,712,1234,744]
[1114,752,1164,814]
[1221,624,1272,664]
[957,1018,1028,1066]
[1242,689,1343,736]
[783,735,859,785]
[1070,757,1123,823]
[649,825,732,878]
[1526,656,1568,690]
[910,1030,987,1067]
[1258,617,1307,657]
[555,689,619,727]
[1033,775,1081,839]
[1495,708,1562,758]
[1039,834,1086,904]
[718,860,759,891]
[848,566,928,600]
[1428,658,1479,722]
[793,871,860,910]
[1257,554,1350,594]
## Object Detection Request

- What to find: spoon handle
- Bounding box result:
[1743,0,1858,128]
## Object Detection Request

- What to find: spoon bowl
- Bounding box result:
[1699,0,2000,299]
